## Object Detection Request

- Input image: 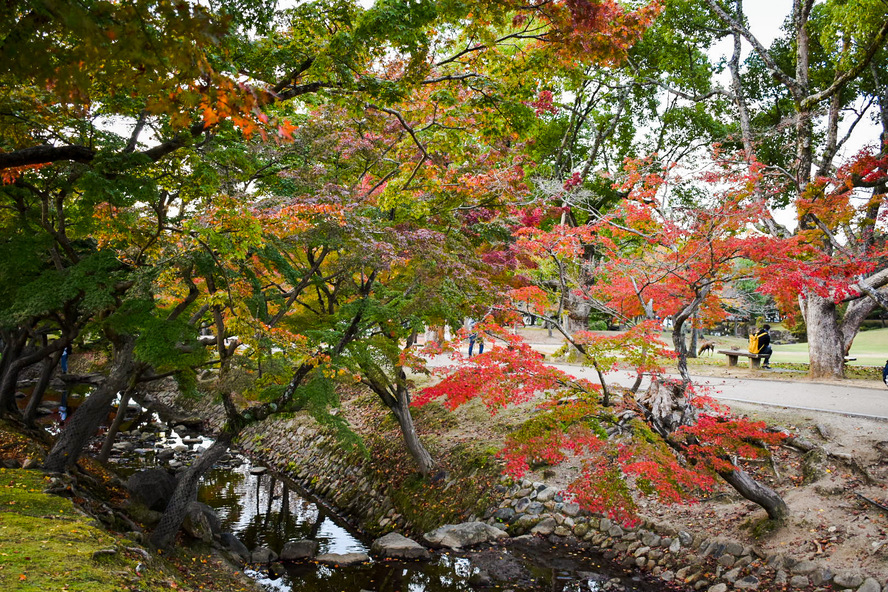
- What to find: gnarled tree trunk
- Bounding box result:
[43,338,138,472]
[801,293,846,379]
[390,386,435,476]
[23,350,62,426]
[150,431,234,549]
[637,378,788,521]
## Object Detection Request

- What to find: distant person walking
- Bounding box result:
[467,319,484,357]
[60,344,72,374]
[882,360,888,388]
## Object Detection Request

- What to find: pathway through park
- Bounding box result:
[548,362,888,421]
[436,332,888,421]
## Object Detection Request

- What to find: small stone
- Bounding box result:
[775,570,787,585]
[608,525,624,538]
[250,547,278,564]
[314,552,370,566]
[856,578,881,592]
[725,542,744,556]
[526,501,545,515]
[734,576,759,589]
[718,554,735,567]
[707,584,727,592]
[536,486,558,502]
[493,507,516,523]
[669,538,681,553]
[514,497,531,513]
[832,573,864,589]
[678,531,694,547]
[791,559,817,575]
[810,567,833,586]
[280,540,318,561]
[562,502,580,517]
[530,517,556,536]
[723,568,741,583]
[370,532,429,560]
[789,575,809,589]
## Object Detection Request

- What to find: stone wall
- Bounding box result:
[149,386,405,535]
[488,479,888,592]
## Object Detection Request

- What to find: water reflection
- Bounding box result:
[199,463,366,556]
[198,462,666,592]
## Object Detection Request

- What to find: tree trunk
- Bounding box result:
[97,390,132,464]
[719,467,788,521]
[0,339,27,416]
[637,378,788,520]
[43,339,138,472]
[23,350,61,426]
[803,292,845,379]
[671,321,692,384]
[150,432,234,549]
[390,386,435,477]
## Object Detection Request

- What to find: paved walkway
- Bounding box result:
[546,363,888,421]
[441,333,888,420]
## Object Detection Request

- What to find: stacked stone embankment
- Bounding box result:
[488,479,887,592]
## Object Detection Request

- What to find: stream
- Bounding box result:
[195,453,673,592]
[31,393,675,592]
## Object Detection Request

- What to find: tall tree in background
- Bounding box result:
[699,0,888,377]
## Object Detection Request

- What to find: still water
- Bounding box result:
[198,462,671,592]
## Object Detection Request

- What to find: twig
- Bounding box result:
[855,492,888,513]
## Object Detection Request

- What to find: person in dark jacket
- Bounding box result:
[882,360,888,388]
[758,325,772,369]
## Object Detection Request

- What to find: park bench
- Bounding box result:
[717,350,767,368]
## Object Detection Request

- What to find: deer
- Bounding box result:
[698,340,716,356]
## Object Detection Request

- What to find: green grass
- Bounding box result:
[0,469,137,591]
[0,468,258,592]
[698,326,888,367]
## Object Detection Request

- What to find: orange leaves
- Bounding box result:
[1,163,49,184]
[277,119,298,141]
[507,286,551,315]
[536,0,663,68]
[201,103,219,128]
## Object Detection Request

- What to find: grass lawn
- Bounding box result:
[700,326,888,367]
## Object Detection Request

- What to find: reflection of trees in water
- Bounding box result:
[280,558,478,592]
[207,471,324,552]
[198,467,247,525]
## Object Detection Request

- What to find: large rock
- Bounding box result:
[280,539,319,561]
[251,546,278,564]
[219,532,250,562]
[371,532,430,560]
[183,501,221,542]
[314,552,370,566]
[125,469,177,511]
[423,521,508,549]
